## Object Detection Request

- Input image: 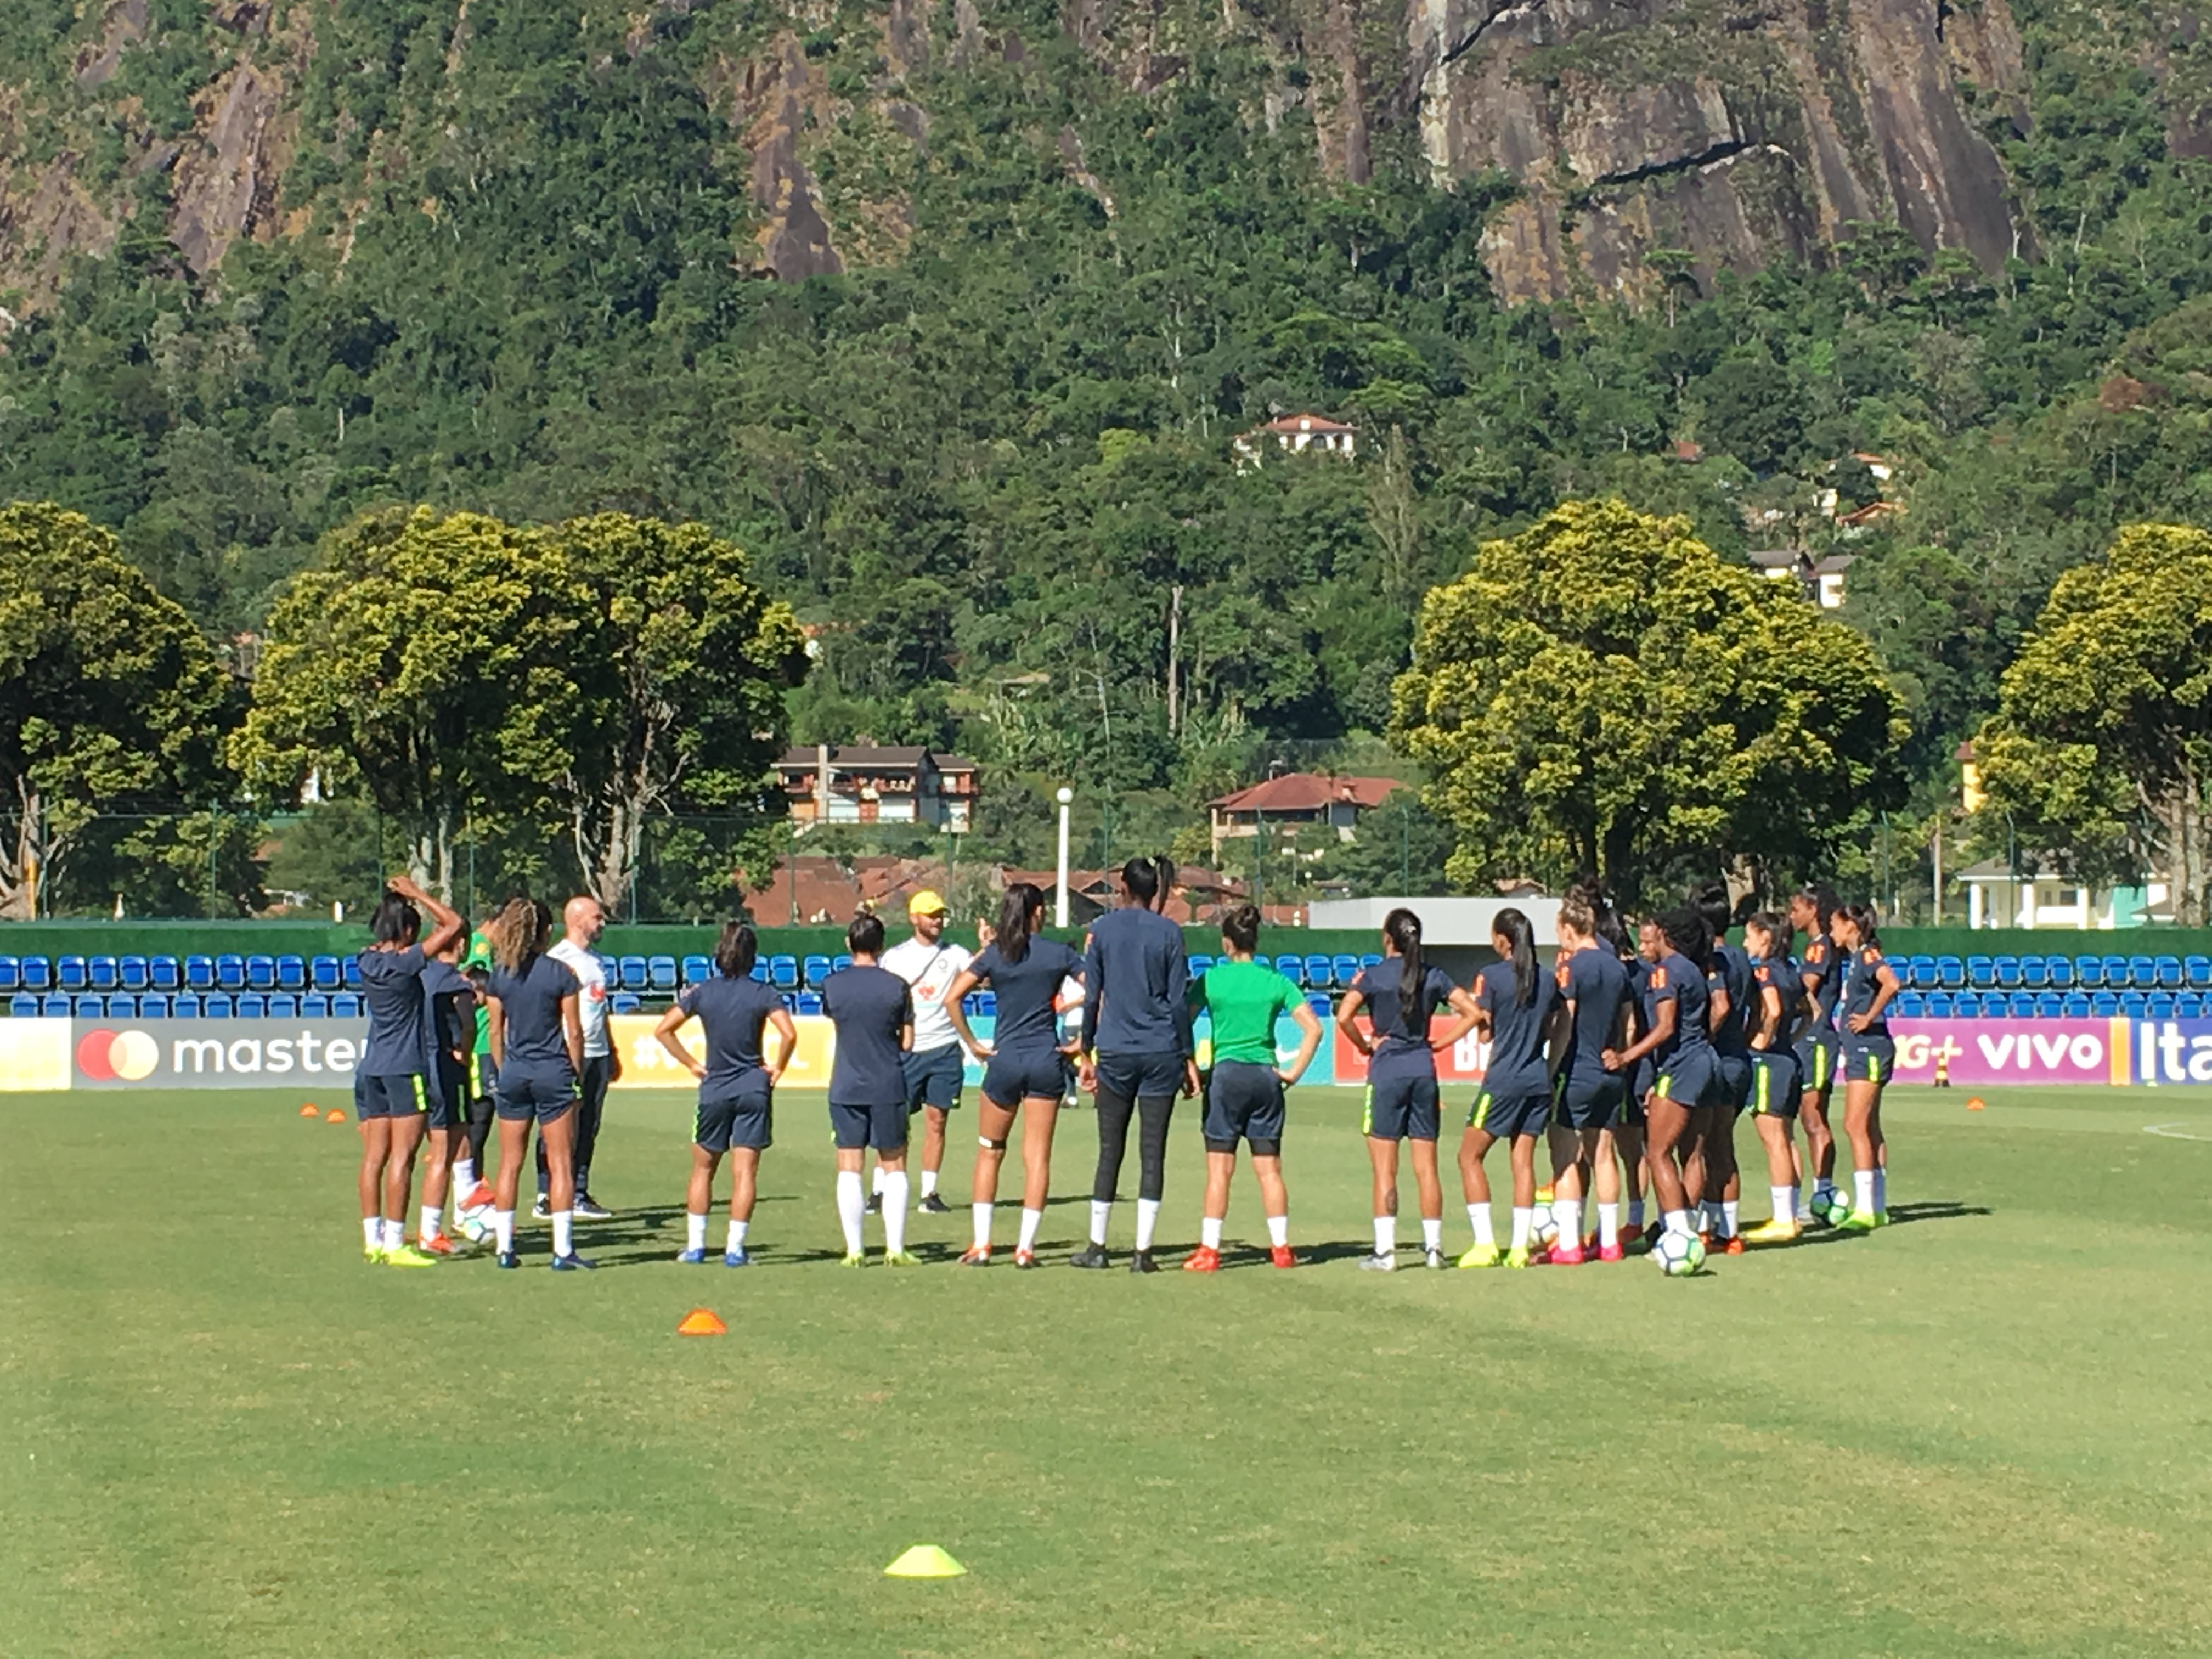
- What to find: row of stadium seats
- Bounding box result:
[9,992,366,1020]
[1893,990,2211,1019]
[1895,953,2212,991]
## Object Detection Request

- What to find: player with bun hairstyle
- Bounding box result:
[822,913,918,1266]
[1695,883,1752,1252]
[1338,907,1482,1271]
[1541,891,1634,1263]
[655,920,797,1266]
[942,882,1085,1267]
[1456,907,1560,1269]
[1829,902,1899,1232]
[1788,884,1844,1221]
[482,895,590,1271]
[353,876,466,1266]
[1740,910,1808,1243]
[1607,907,1716,1244]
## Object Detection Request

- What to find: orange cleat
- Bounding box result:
[1723,1235,1745,1256]
[957,1245,991,1266]
[458,1182,494,1212]
[1182,1245,1222,1273]
[1012,1249,1039,1269]
[1270,1244,1296,1269]
[418,1232,459,1257]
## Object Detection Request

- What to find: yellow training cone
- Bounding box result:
[884,1544,966,1579]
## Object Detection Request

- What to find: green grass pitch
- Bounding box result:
[5,1083,2211,1657]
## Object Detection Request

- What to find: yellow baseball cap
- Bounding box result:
[907,889,949,918]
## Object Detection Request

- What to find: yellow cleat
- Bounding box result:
[1743,1217,1799,1245]
[884,1250,922,1267]
[1455,1243,1502,1269]
[1504,1246,1531,1269]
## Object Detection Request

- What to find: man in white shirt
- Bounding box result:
[879,889,974,1214]
[538,894,618,1221]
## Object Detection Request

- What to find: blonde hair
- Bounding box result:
[483,895,552,974]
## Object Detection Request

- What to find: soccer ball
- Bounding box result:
[1527,1210,1560,1252]
[458,1203,495,1245]
[1813,1190,1851,1227]
[1654,1229,1706,1277]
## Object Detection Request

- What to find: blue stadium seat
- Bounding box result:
[74,994,103,1018]
[276,955,306,991]
[331,993,360,1018]
[2062,993,2091,1018]
[618,956,649,991]
[1332,953,1361,989]
[648,956,678,992]
[974,992,997,1018]
[139,994,168,1018]
[105,994,137,1018]
[1277,956,1307,987]
[2103,955,2132,989]
[342,956,363,991]
[2128,955,2157,989]
[748,961,770,984]
[184,954,214,990]
[610,992,642,1014]
[2180,992,2204,1019]
[778,992,798,1014]
[173,994,201,1018]
[269,994,298,1018]
[2074,955,2104,989]
[245,955,276,991]
[238,993,267,1018]
[802,954,832,988]
[8,994,35,1018]
[20,955,50,991]
[0,957,16,993]
[1359,953,1384,971]
[833,953,854,973]
[2006,992,2035,1017]
[2188,956,2212,990]
[1305,992,1332,1019]
[681,955,712,987]
[150,955,180,990]
[88,956,118,990]
[2048,956,2075,989]
[120,955,149,991]
[1925,991,1952,1017]
[2121,991,2148,1018]
[216,954,245,991]
[2035,992,2063,1018]
[1909,956,1938,990]
[1936,956,1964,989]
[2091,991,2120,1017]
[1965,956,1994,989]
[1305,954,1334,989]
[311,955,341,991]
[57,955,88,991]
[1895,991,1925,1017]
[41,995,70,1017]
[961,994,983,1018]
[593,953,619,989]
[770,955,799,990]
[2149,992,2178,1018]
[1189,954,1214,978]
[2155,955,2183,990]
[2021,956,2049,990]
[302,994,329,1018]
[1994,956,2021,990]
[797,992,823,1017]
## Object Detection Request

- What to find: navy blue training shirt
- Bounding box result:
[676,975,787,1100]
[1838,946,1892,1035]
[489,952,580,1075]
[971,937,1082,1054]
[419,957,473,1069]
[358,945,430,1076]
[1801,934,1843,1030]
[823,963,913,1106]
[1562,946,1632,1081]
[1081,907,1190,1057]
[1475,958,1558,1099]
[1649,951,1711,1062]
[1353,957,1458,1081]
[1710,940,1753,1056]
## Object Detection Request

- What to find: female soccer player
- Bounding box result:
[1182,902,1324,1272]
[1606,909,1714,1243]
[1790,885,1844,1220]
[1337,908,1481,1272]
[656,921,797,1266]
[822,913,917,1266]
[1457,908,1562,1269]
[1740,911,1807,1244]
[414,933,477,1256]
[354,875,465,1267]
[482,895,590,1271]
[1543,891,1634,1264]
[1696,884,1753,1252]
[1830,902,1899,1232]
[942,882,1085,1268]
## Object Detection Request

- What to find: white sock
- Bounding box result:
[726,1218,748,1252]
[1854,1169,1876,1215]
[420,1204,441,1242]
[1200,1215,1223,1250]
[1018,1207,1043,1252]
[921,1169,938,1199]
[1467,1203,1495,1247]
[1552,1196,1581,1246]
[686,1211,707,1252]
[381,1217,404,1252]
[972,1201,994,1251]
[552,1211,573,1257]
[836,1170,866,1254]
[1664,1208,1694,1237]
[1872,1167,1887,1212]
[1509,1207,1532,1250]
[1628,1199,1646,1230]
[1372,1217,1394,1257]
[1720,1201,1739,1239]
[882,1172,910,1254]
[1089,1199,1111,1245]
[362,1217,381,1251]
[1267,1213,1289,1248]
[871,1165,885,1197]
[1597,1203,1620,1248]
[1420,1217,1442,1252]
[1135,1198,1161,1252]
[453,1158,476,1195]
[1772,1186,1797,1224]
[493,1210,514,1252]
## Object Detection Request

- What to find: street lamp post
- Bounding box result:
[1055,787,1074,930]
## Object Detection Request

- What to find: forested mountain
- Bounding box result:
[2,0,2210,885]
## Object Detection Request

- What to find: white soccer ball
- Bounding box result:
[1527,1211,1560,1251]
[1654,1229,1705,1277]
[458,1203,494,1245]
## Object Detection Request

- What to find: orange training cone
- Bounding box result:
[300,1103,320,1117]
[676,1308,727,1336]
[1966,1096,1986,1111]
[326,1109,346,1122]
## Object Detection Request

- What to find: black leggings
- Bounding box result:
[1093,1088,1176,1203]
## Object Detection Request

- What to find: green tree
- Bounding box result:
[0,503,238,917]
[1976,524,2212,925]
[1391,500,1909,906]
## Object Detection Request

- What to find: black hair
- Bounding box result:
[1567,871,1630,957]
[714,920,758,980]
[484,895,551,974]
[1152,855,1177,913]
[1121,857,1159,905]
[1839,901,1881,951]
[848,913,885,957]
[996,882,1043,963]
[1658,907,1712,970]
[1742,910,1787,960]
[1693,882,1733,939]
[1493,906,1537,1007]
[1795,883,1839,936]
[1221,901,1261,956]
[1383,907,1427,1037]
[370,887,420,946]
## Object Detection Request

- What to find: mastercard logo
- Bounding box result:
[77,1027,160,1082]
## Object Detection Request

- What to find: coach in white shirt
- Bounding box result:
[537,894,618,1221]
[879,889,974,1214]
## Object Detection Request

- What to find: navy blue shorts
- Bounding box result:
[1749,1051,1800,1118]
[1468,1087,1550,1140]
[495,1068,579,1123]
[982,1048,1066,1105]
[470,1054,495,1103]
[1654,1048,1719,1111]
[696,1086,773,1153]
[1555,1074,1626,1131]
[1794,1031,1839,1099]
[1203,1060,1286,1153]
[1363,1073,1440,1142]
[830,1097,908,1152]
[1841,1035,1894,1084]
[357,1073,429,1121]
[1716,1054,1752,1116]
[1096,1049,1187,1100]
[427,1059,469,1131]
[902,1043,964,1113]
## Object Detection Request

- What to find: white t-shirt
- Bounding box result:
[881,935,974,1055]
[548,938,611,1058]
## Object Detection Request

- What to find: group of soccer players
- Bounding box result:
[343,862,1896,1273]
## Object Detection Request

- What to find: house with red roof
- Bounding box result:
[1207,772,1402,861]
[1231,413,1358,470]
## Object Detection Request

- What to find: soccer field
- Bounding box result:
[5,1085,2211,1657]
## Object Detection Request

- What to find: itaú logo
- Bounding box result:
[76,1027,161,1081]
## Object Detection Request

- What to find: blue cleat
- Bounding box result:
[496,1251,521,1270]
[549,1253,597,1271]
[678,1247,708,1265]
[723,1248,751,1268]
